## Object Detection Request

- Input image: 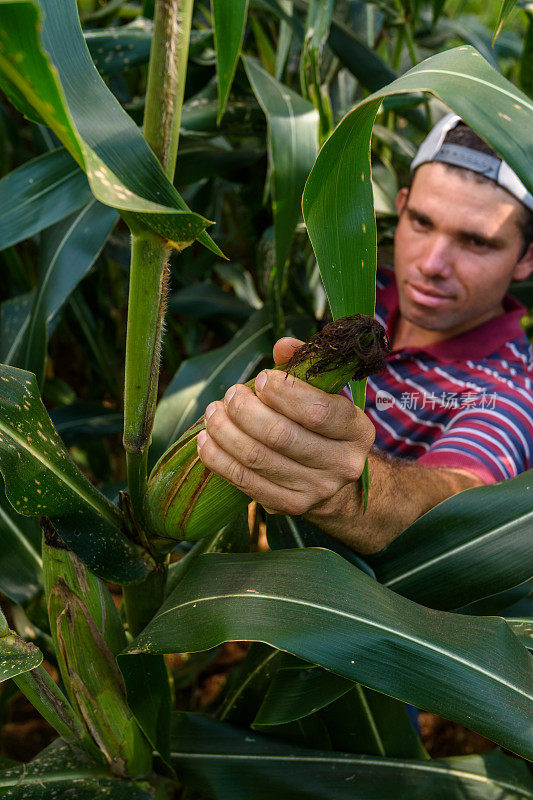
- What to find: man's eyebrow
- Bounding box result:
[405,204,506,248]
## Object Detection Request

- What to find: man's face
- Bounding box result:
[393,162,533,346]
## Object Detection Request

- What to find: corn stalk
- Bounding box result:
[122,0,194,631]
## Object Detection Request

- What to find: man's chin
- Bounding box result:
[402,308,455,333]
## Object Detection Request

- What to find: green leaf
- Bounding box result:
[493,0,517,45]
[0,147,91,250]
[0,621,42,684]
[215,643,286,724]
[250,661,426,761]
[457,579,533,616]
[253,663,353,727]
[150,307,275,467]
[169,713,533,800]
[0,481,42,603]
[317,684,427,759]
[369,471,533,610]
[166,509,251,597]
[168,281,254,319]
[506,619,533,651]
[85,22,152,75]
[174,140,264,186]
[119,654,172,767]
[49,402,123,446]
[212,0,249,122]
[519,13,533,98]
[14,200,119,387]
[302,46,533,409]
[0,364,153,584]
[0,0,218,253]
[243,56,318,308]
[266,513,376,577]
[126,549,533,759]
[0,739,155,799]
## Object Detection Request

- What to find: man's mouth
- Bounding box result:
[406,282,455,307]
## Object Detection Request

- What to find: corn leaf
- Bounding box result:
[0,148,90,250]
[0,364,153,583]
[0,609,42,683]
[302,46,533,420]
[506,619,533,652]
[170,713,533,800]
[0,0,219,253]
[243,57,319,314]
[125,549,533,759]
[212,0,249,122]
[0,739,155,799]
[316,683,427,759]
[85,22,153,75]
[0,483,42,603]
[493,0,518,45]
[11,201,118,388]
[369,471,533,610]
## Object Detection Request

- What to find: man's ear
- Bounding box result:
[513,242,533,281]
[395,187,409,217]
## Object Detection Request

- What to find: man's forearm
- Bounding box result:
[304,450,484,554]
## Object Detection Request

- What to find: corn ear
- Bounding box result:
[42,525,151,779]
[143,315,390,547]
[42,521,127,656]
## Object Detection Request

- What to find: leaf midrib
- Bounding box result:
[385,509,532,588]
[0,417,119,528]
[158,592,533,701]
[0,503,42,567]
[168,750,533,796]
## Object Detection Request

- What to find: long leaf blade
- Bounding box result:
[212,0,249,122]
[369,471,533,610]
[0,0,218,252]
[125,549,533,759]
[0,740,155,799]
[243,56,318,303]
[0,482,42,603]
[0,148,90,250]
[0,364,153,583]
[14,200,118,386]
[170,713,533,800]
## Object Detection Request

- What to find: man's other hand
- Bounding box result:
[196,336,376,518]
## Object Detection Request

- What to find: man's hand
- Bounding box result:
[196,337,376,519]
[197,336,484,554]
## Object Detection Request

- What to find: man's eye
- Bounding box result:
[465,237,488,250]
[411,216,431,231]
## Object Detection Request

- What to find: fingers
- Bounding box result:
[254,368,375,447]
[196,424,326,517]
[273,337,303,366]
[203,382,373,482]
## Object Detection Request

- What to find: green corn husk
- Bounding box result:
[144,314,390,548]
[42,525,152,779]
[42,522,127,656]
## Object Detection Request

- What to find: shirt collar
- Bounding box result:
[382,276,527,363]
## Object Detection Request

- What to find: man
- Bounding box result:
[196,114,533,554]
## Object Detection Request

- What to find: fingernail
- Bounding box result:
[225,385,236,404]
[255,371,267,392]
[197,430,207,449]
[205,402,216,420]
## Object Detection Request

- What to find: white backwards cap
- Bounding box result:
[411,113,533,212]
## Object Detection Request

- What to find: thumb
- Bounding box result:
[273,337,303,366]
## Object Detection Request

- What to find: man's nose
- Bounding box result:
[418,236,453,278]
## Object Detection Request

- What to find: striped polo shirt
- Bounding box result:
[363,266,533,484]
